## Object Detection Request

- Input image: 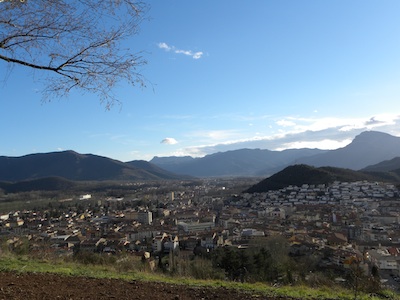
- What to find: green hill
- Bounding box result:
[245,164,400,193]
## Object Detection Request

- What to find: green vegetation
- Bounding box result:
[0,255,396,300]
[0,239,398,300]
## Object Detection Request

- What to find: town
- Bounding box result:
[1,178,399,291]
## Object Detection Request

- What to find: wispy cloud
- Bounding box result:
[274,114,400,134]
[189,129,241,141]
[174,114,400,157]
[275,139,353,151]
[158,42,203,59]
[161,137,178,145]
[276,119,296,127]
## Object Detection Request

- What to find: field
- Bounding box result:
[0,257,397,300]
[0,272,282,300]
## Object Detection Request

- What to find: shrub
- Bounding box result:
[73,251,117,265]
[190,257,224,280]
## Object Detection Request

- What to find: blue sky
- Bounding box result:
[2,1,400,162]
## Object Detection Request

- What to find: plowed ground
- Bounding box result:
[0,272,299,300]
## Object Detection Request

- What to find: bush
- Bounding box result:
[190,257,225,280]
[73,251,117,265]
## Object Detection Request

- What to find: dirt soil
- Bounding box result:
[0,272,301,300]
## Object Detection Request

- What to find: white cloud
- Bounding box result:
[158,42,203,59]
[158,42,172,51]
[276,119,296,127]
[175,49,192,56]
[161,137,178,145]
[186,129,242,143]
[275,139,353,151]
[274,114,400,134]
[171,114,400,157]
[192,52,203,59]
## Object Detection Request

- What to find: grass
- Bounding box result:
[0,255,398,300]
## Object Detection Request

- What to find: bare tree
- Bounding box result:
[0,0,148,108]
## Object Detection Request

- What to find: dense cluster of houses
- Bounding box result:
[0,179,400,283]
[239,181,400,276]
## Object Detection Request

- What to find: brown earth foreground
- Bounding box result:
[0,272,301,300]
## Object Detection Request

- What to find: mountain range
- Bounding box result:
[151,131,400,177]
[1,131,400,193]
[151,148,326,177]
[0,150,187,182]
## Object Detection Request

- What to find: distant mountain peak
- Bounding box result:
[353,130,395,142]
[296,131,400,170]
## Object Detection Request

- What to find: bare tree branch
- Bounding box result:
[0,0,148,108]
